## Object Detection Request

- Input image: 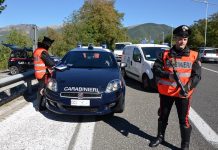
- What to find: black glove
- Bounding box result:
[179,83,189,97]
[184,83,190,92]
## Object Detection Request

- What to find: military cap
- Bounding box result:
[173,25,191,37]
[38,36,54,48]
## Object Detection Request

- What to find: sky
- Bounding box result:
[0,0,218,28]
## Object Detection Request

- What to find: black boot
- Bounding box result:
[149,121,167,147]
[180,125,192,150]
[34,91,45,111]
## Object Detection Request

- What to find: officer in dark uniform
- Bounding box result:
[149,25,201,150]
[33,36,55,111]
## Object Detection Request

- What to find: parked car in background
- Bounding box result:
[114,42,132,62]
[199,47,218,62]
[121,44,169,90]
[2,44,34,75]
[2,43,61,75]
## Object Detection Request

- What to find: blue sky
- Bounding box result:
[0,0,218,28]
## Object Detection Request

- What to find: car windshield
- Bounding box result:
[142,47,169,61]
[115,44,127,50]
[61,51,117,68]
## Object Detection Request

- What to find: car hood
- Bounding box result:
[53,68,121,92]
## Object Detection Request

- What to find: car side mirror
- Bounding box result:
[120,62,127,68]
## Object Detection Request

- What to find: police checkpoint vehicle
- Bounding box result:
[43,45,126,116]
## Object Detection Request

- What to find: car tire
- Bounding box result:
[9,66,19,75]
[142,74,151,91]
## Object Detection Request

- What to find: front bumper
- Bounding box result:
[44,89,125,115]
[201,57,218,62]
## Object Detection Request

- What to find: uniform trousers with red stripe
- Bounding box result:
[158,94,191,128]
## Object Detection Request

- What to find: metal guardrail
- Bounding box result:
[0,70,35,94]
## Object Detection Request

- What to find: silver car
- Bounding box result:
[199,47,218,62]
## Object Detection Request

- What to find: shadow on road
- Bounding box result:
[103,115,180,150]
[125,77,157,93]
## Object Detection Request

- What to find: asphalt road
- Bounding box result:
[192,62,218,133]
[0,63,217,150]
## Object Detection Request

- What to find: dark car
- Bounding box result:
[3,43,61,75]
[44,46,126,116]
[2,44,34,75]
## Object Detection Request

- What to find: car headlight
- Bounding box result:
[105,79,122,93]
[47,78,58,92]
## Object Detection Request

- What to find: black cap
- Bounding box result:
[38,36,54,48]
[173,25,191,38]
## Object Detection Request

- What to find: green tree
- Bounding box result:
[0,0,6,14]
[207,12,218,47]
[47,27,69,56]
[5,29,32,47]
[0,29,32,70]
[189,12,218,48]
[0,45,10,70]
[63,0,128,50]
[189,23,204,48]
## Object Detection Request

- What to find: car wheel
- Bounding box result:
[142,74,151,91]
[10,66,19,75]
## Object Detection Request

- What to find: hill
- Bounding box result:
[0,23,172,43]
[127,23,172,42]
[0,24,61,42]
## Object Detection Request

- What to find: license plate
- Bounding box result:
[71,99,90,106]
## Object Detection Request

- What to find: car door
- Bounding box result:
[129,47,142,81]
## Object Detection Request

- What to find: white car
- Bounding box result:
[199,47,218,62]
[114,42,132,62]
[121,44,169,90]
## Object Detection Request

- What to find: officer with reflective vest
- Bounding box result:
[33,36,55,111]
[149,25,201,150]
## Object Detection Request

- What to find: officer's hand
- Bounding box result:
[179,90,188,98]
[48,68,54,74]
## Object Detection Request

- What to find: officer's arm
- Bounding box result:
[188,54,202,90]
[153,52,170,79]
[41,51,55,67]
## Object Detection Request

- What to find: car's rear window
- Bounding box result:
[62,51,117,68]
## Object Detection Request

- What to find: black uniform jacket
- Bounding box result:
[41,51,55,68]
[153,45,201,90]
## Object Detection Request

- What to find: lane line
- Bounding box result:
[72,117,96,150]
[189,107,218,148]
[202,67,218,74]
[68,122,81,150]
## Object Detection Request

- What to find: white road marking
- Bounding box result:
[0,103,79,150]
[190,107,218,148]
[202,67,218,74]
[73,117,96,150]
